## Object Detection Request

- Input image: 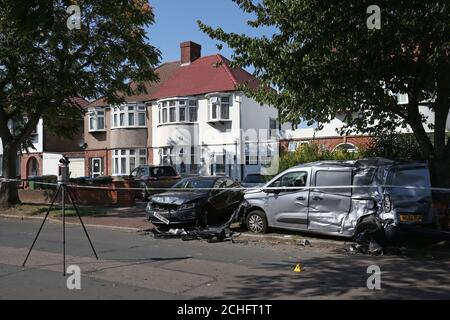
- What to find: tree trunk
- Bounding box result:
[428,158,450,231]
[0,145,20,208]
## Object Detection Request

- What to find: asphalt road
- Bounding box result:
[1,217,450,300]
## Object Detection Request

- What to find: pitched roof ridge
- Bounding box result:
[216,54,238,86]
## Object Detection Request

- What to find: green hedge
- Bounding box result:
[28,175,57,190]
[69,176,113,185]
[278,143,360,173]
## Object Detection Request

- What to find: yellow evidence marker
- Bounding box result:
[294,263,302,273]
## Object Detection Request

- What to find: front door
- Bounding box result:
[308,168,352,234]
[265,169,310,231]
[91,158,103,178]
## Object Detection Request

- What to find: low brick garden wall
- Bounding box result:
[72,180,135,207]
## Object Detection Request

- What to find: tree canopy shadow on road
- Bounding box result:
[198,254,450,299]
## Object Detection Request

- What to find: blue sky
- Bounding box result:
[146,0,275,64]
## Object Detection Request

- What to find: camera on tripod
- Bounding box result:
[58,156,71,185]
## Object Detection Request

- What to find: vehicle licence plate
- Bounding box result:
[399,214,423,223]
[153,212,170,225]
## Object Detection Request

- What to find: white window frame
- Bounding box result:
[88,108,106,132]
[157,98,198,125]
[111,104,147,129]
[260,142,275,167]
[208,95,231,122]
[245,139,258,165]
[160,147,172,165]
[396,93,409,105]
[112,148,147,176]
[333,143,358,153]
[0,155,3,176]
[288,140,310,152]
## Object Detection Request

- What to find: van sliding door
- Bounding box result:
[308,169,352,234]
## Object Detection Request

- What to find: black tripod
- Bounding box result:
[22,182,99,275]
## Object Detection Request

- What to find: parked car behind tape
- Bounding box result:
[130,165,181,200]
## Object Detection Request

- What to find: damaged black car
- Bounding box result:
[146,176,244,227]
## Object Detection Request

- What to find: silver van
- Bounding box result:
[239,158,449,242]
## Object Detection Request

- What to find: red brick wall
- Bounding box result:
[147,147,154,165]
[20,154,43,180]
[280,135,373,154]
[84,150,110,177]
[72,180,135,207]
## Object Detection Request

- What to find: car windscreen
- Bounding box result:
[243,174,265,183]
[172,178,215,189]
[150,166,177,177]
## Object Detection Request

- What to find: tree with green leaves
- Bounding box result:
[199,0,450,228]
[0,0,160,207]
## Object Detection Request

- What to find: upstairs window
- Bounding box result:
[111,104,146,129]
[158,99,197,124]
[208,96,231,121]
[88,108,105,132]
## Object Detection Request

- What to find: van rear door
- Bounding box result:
[308,168,352,234]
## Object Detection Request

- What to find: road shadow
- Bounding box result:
[197,254,450,299]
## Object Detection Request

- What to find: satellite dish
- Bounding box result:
[78,138,88,150]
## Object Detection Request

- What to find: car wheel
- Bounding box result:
[246,210,268,234]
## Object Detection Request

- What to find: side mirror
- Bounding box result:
[263,188,281,194]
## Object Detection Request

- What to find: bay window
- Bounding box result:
[158,98,198,124]
[112,104,147,128]
[112,148,147,176]
[189,100,198,122]
[88,108,105,132]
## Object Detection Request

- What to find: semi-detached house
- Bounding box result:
[84,41,278,180]
[0,97,88,180]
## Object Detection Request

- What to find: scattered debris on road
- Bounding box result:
[296,239,311,247]
[151,226,240,243]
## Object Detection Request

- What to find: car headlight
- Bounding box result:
[178,203,196,211]
[383,194,392,213]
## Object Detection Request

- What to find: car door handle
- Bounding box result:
[296,196,306,201]
[312,196,323,201]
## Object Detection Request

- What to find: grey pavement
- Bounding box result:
[1,217,449,299]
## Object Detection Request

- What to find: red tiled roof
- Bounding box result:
[151,54,260,100]
[69,96,89,108]
[86,61,181,108]
[86,54,262,107]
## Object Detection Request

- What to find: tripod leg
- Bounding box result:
[62,185,66,276]
[66,186,99,260]
[23,185,62,267]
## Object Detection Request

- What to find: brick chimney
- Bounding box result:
[180,41,201,65]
